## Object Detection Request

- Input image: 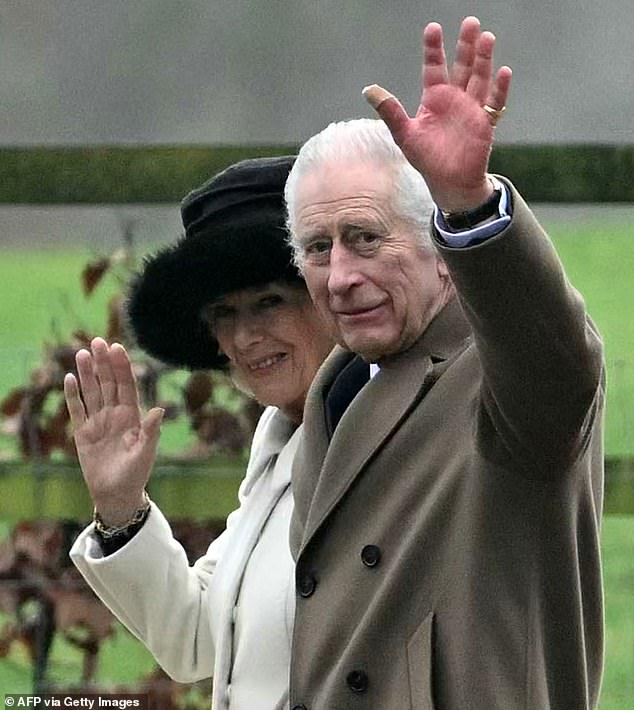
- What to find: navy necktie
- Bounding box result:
[324,355,370,438]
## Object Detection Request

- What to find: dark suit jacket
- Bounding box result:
[289,181,605,710]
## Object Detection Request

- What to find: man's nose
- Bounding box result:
[327,243,363,296]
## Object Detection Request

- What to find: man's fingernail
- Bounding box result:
[362,84,394,110]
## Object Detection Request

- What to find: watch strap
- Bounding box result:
[93,493,151,555]
[441,187,503,231]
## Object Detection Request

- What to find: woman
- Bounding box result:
[66,156,334,709]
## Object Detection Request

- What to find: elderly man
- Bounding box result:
[284,17,604,710]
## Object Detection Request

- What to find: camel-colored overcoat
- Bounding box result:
[288,182,605,710]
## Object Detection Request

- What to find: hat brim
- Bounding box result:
[126,212,303,370]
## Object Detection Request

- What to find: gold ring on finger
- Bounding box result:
[482,104,506,125]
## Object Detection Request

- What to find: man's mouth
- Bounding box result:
[337,303,385,318]
[248,352,288,371]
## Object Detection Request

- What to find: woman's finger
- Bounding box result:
[109,342,141,410]
[92,337,118,407]
[64,373,87,429]
[141,407,165,450]
[75,348,102,416]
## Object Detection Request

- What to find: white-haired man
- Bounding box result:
[284,17,604,710]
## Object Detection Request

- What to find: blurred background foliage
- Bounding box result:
[0,145,632,204]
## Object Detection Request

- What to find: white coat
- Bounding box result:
[71,407,299,710]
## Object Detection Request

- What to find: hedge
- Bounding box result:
[0,145,294,204]
[0,144,632,204]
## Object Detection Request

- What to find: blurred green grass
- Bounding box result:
[0,619,159,694]
[551,218,634,458]
[600,515,634,709]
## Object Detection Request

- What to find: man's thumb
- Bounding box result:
[362,84,409,140]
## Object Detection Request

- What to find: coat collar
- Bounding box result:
[381,296,472,366]
[294,297,472,552]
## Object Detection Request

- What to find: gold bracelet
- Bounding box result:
[93,492,151,539]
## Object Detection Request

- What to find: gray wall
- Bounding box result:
[2,0,632,146]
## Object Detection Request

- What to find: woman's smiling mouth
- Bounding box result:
[247,352,289,372]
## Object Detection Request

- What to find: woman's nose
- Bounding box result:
[232,315,265,350]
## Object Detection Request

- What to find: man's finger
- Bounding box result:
[64,373,87,429]
[466,31,496,105]
[362,85,410,142]
[488,65,513,113]
[449,17,480,89]
[422,22,449,93]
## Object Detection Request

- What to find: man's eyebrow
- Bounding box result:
[341,221,388,236]
[297,219,389,245]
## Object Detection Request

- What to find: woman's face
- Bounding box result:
[206,281,334,423]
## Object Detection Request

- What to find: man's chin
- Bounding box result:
[338,332,390,362]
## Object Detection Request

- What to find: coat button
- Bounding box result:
[361,544,381,567]
[297,571,317,598]
[347,669,369,693]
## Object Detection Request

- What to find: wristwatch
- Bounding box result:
[441,187,503,231]
[93,492,151,555]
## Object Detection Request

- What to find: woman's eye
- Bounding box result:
[258,294,284,309]
[209,305,234,322]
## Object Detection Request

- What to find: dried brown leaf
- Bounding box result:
[183,372,214,414]
[0,388,26,416]
[81,258,110,296]
[105,294,124,343]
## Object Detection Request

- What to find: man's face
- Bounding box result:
[293,160,451,361]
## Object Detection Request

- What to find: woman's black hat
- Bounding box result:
[126,155,300,370]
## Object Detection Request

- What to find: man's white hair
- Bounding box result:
[285,118,435,269]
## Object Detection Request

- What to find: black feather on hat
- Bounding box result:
[126,155,300,370]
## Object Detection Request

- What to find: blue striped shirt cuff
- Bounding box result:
[433,178,512,247]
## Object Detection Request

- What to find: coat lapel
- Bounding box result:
[298,298,472,553]
[291,346,352,549]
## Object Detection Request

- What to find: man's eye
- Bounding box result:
[304,240,331,260]
[357,231,380,245]
[307,240,330,253]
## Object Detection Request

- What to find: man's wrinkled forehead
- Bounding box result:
[293,161,397,228]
